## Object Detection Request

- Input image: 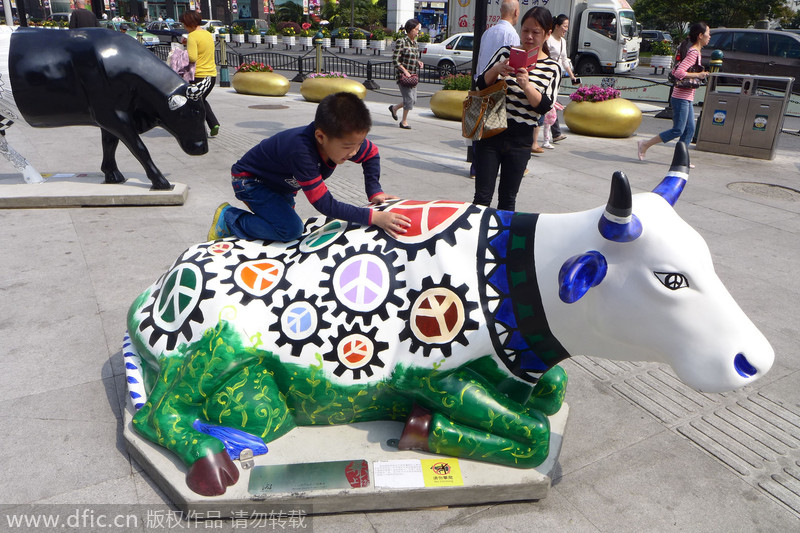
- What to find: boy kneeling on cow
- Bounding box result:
[209,92,411,241]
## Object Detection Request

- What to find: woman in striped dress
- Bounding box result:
[637,22,710,165]
[473,7,561,211]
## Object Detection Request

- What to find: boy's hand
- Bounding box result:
[372,210,411,238]
[370,193,398,205]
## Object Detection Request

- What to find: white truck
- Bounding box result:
[448,0,640,76]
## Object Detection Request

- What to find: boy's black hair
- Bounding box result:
[314,92,372,139]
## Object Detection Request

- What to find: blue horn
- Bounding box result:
[652,141,690,206]
[598,171,642,242]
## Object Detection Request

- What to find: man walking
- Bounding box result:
[69,0,100,29]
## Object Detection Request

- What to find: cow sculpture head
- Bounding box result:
[159,85,208,157]
[538,143,773,393]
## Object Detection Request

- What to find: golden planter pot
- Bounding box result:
[300,77,366,102]
[430,90,468,121]
[232,71,290,97]
[563,98,643,138]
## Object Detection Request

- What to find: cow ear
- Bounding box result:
[558,251,608,303]
[168,94,188,111]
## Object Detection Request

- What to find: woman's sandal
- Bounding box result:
[389,105,398,121]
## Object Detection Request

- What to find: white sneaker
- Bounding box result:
[542,143,555,149]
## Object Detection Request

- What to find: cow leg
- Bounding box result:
[100,125,173,190]
[100,129,127,185]
[0,131,43,184]
[131,328,260,496]
[397,369,550,468]
[526,365,568,417]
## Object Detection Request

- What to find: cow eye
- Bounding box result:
[654,272,689,290]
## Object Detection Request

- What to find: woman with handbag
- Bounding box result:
[544,13,579,145]
[389,19,424,130]
[473,7,561,211]
[637,22,710,164]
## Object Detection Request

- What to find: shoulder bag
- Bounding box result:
[668,56,704,89]
[398,73,419,88]
[461,80,507,141]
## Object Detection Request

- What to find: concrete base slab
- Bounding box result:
[124,404,569,515]
[0,172,187,208]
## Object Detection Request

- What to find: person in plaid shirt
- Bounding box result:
[388,19,424,129]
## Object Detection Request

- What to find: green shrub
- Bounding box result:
[441,73,472,91]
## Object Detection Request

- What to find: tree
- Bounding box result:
[632,0,795,32]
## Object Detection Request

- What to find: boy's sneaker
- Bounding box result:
[542,142,555,149]
[210,125,220,137]
[208,203,232,240]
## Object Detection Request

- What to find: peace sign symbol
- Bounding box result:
[153,263,204,332]
[281,301,318,341]
[332,254,391,312]
[410,287,465,343]
[208,242,234,255]
[234,259,285,297]
[338,333,374,369]
[299,220,347,254]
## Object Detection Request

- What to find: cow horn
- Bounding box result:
[652,141,690,206]
[598,171,642,242]
[558,251,608,303]
[168,94,188,110]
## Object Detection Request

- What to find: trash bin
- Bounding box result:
[695,73,794,160]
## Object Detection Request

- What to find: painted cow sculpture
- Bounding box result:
[125,144,774,496]
[0,27,207,189]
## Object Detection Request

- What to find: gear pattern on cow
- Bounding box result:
[137,257,217,352]
[322,324,388,380]
[364,200,480,261]
[285,217,353,264]
[319,243,406,326]
[217,252,292,306]
[198,239,248,261]
[268,290,332,357]
[397,274,479,357]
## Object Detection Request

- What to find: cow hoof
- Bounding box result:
[150,182,175,191]
[185,451,239,496]
[398,404,432,452]
[103,172,126,185]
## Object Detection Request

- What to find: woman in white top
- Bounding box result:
[545,14,578,142]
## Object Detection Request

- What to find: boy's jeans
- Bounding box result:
[226,178,305,242]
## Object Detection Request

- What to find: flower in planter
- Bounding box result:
[236,61,274,73]
[307,72,349,79]
[248,26,260,35]
[231,25,245,35]
[352,30,366,40]
[650,40,674,56]
[441,73,472,91]
[569,85,621,103]
[300,27,315,37]
[266,26,278,36]
[371,28,386,41]
[282,26,297,37]
[337,29,350,39]
[417,31,431,43]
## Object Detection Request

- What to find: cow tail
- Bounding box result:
[123,331,148,410]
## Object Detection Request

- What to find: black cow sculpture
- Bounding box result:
[0,27,207,189]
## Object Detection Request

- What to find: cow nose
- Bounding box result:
[734,353,758,378]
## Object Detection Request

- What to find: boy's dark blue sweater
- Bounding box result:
[231,123,382,225]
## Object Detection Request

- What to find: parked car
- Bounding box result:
[145,21,188,43]
[640,30,672,53]
[233,18,270,37]
[421,32,474,76]
[701,28,800,93]
[201,19,225,35]
[47,12,71,23]
[102,20,160,47]
[330,26,373,40]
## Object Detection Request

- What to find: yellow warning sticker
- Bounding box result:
[421,458,464,487]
